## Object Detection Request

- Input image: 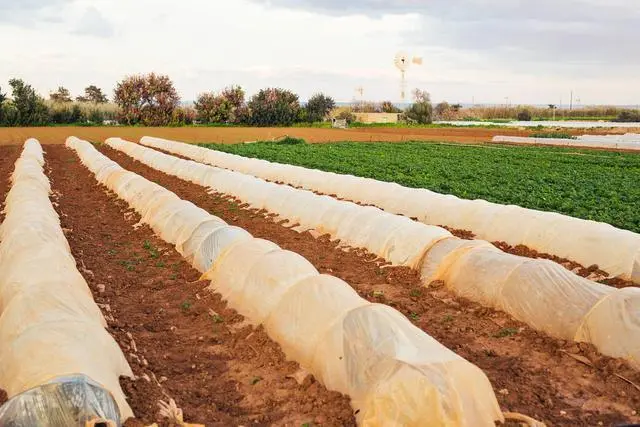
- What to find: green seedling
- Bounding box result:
[493,327,518,338]
[409,288,422,297]
[250,376,263,385]
[181,300,192,312]
[155,260,166,268]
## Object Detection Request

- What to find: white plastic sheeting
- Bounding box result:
[108,137,451,268]
[437,120,640,129]
[67,136,504,426]
[139,136,640,284]
[129,137,640,368]
[0,139,134,419]
[493,135,640,151]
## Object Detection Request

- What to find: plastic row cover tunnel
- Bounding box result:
[107,137,452,268]
[493,135,640,151]
[139,136,640,284]
[67,136,504,426]
[112,138,640,369]
[0,139,133,425]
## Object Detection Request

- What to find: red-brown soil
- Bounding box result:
[100,144,640,426]
[45,145,355,426]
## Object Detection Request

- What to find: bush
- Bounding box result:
[306,93,335,122]
[530,131,576,139]
[381,101,402,114]
[517,109,532,121]
[405,89,433,124]
[170,106,196,126]
[194,86,245,124]
[614,110,640,123]
[274,136,306,145]
[49,103,84,124]
[335,109,356,124]
[114,73,180,126]
[248,88,300,126]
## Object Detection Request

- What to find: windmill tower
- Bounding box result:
[395,52,423,102]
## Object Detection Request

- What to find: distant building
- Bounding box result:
[354,112,401,124]
[332,118,348,129]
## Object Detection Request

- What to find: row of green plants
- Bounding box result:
[0,74,434,127]
[202,140,640,234]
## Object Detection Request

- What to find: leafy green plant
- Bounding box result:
[493,327,518,338]
[181,300,192,312]
[202,141,640,234]
[530,131,576,139]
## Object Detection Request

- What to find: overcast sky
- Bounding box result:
[1,0,638,105]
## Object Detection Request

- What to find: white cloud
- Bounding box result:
[0,0,638,105]
[74,6,114,38]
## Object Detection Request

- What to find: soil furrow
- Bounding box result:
[0,145,22,223]
[100,144,640,426]
[45,145,354,426]
[0,145,23,406]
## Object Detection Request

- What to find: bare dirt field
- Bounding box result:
[0,126,611,146]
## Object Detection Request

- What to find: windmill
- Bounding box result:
[395,52,423,102]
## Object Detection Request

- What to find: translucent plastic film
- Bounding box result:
[116,137,640,365]
[0,139,134,423]
[107,137,451,268]
[140,136,640,283]
[494,134,640,151]
[69,137,505,426]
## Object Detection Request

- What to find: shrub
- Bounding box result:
[335,109,356,124]
[381,101,402,114]
[194,85,245,124]
[530,131,576,139]
[517,109,532,121]
[405,89,433,124]
[248,88,300,126]
[114,73,180,126]
[49,103,84,124]
[306,93,335,122]
[614,110,640,123]
[274,136,306,145]
[170,106,196,126]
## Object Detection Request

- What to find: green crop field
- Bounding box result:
[203,141,640,233]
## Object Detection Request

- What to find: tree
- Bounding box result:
[0,86,6,105]
[517,109,532,121]
[194,85,246,124]
[8,78,49,126]
[247,88,300,126]
[380,100,401,114]
[434,101,451,119]
[405,89,433,124]
[306,93,335,122]
[77,85,108,103]
[113,73,180,126]
[50,86,73,103]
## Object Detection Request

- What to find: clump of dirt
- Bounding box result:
[101,144,640,426]
[46,145,355,426]
[439,225,476,240]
